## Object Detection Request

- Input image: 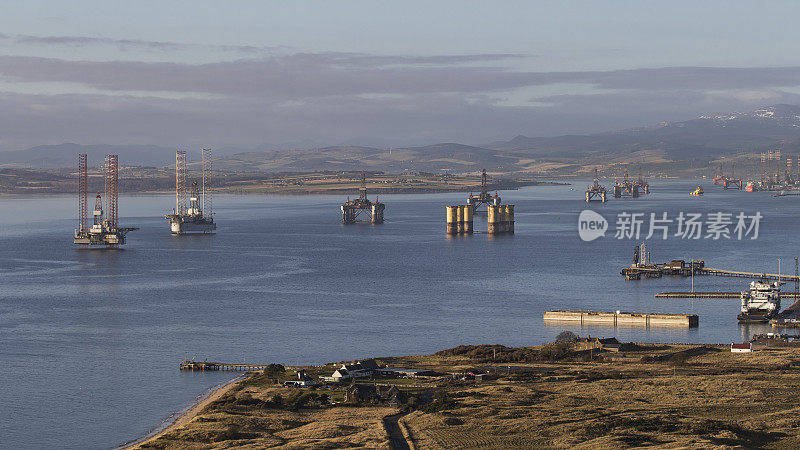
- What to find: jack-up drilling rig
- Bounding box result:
[73,154,138,247]
[165,149,217,234]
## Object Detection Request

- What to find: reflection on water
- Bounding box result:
[0,182,799,447]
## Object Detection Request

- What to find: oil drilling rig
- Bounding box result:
[166,149,217,234]
[466,169,501,212]
[712,163,742,190]
[73,154,138,247]
[633,166,650,194]
[341,172,385,224]
[613,164,640,198]
[585,168,607,202]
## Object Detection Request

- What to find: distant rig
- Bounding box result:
[341,172,385,224]
[73,154,138,248]
[466,169,501,212]
[166,149,217,234]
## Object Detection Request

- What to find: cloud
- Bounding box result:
[0,54,542,99]
[2,42,800,150]
[0,33,274,53]
[2,82,800,152]
[3,54,800,102]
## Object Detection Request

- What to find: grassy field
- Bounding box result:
[135,342,800,449]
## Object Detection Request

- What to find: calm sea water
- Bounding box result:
[1,180,798,448]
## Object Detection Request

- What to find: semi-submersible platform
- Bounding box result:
[341,172,385,224]
[165,149,217,234]
[73,154,138,247]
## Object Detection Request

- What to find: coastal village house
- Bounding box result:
[321,359,379,383]
[283,369,316,387]
[575,337,621,352]
[344,383,402,406]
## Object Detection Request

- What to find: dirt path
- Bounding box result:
[383,411,412,450]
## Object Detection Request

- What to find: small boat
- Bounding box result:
[738,279,781,323]
[745,181,756,192]
[690,186,704,196]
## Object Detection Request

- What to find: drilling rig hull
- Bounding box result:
[167,216,216,234]
[166,148,216,234]
[73,154,138,248]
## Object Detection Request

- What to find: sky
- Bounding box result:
[2,1,800,151]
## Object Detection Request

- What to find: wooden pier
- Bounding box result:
[179,360,274,371]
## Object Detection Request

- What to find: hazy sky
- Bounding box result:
[2,1,800,150]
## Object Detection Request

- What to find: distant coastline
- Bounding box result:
[0,169,567,195]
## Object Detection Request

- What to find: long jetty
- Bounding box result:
[180,360,275,371]
[655,291,800,299]
[622,264,800,283]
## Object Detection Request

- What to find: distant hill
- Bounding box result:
[213,143,516,173]
[0,143,248,168]
[5,104,800,172]
[489,104,800,160]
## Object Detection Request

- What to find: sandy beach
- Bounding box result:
[124,375,246,449]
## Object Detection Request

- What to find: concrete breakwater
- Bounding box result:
[544,310,699,328]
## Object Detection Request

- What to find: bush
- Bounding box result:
[556,331,577,343]
[434,344,538,363]
[539,341,574,361]
[419,391,458,413]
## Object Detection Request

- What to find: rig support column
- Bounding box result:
[462,204,473,234]
[508,205,515,234]
[371,203,384,224]
[446,206,458,235]
[341,205,355,224]
[455,204,464,233]
[488,205,498,234]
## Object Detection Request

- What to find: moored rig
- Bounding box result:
[341,172,385,224]
[165,149,216,234]
[73,154,138,247]
[633,166,650,194]
[466,168,501,212]
[585,168,607,202]
[446,204,514,235]
[612,164,640,198]
[713,163,742,191]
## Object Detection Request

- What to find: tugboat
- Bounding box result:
[690,186,704,196]
[738,279,781,323]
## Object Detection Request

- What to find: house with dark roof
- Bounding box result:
[344,383,402,406]
[575,336,621,352]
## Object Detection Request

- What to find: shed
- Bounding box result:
[731,343,753,353]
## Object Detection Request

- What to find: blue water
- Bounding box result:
[1,180,797,448]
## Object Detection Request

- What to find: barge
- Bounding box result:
[544,310,699,328]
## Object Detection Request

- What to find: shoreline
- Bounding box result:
[0,180,569,197]
[120,374,246,449]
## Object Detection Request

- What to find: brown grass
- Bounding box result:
[133,344,800,449]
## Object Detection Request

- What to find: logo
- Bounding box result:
[578,210,608,241]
